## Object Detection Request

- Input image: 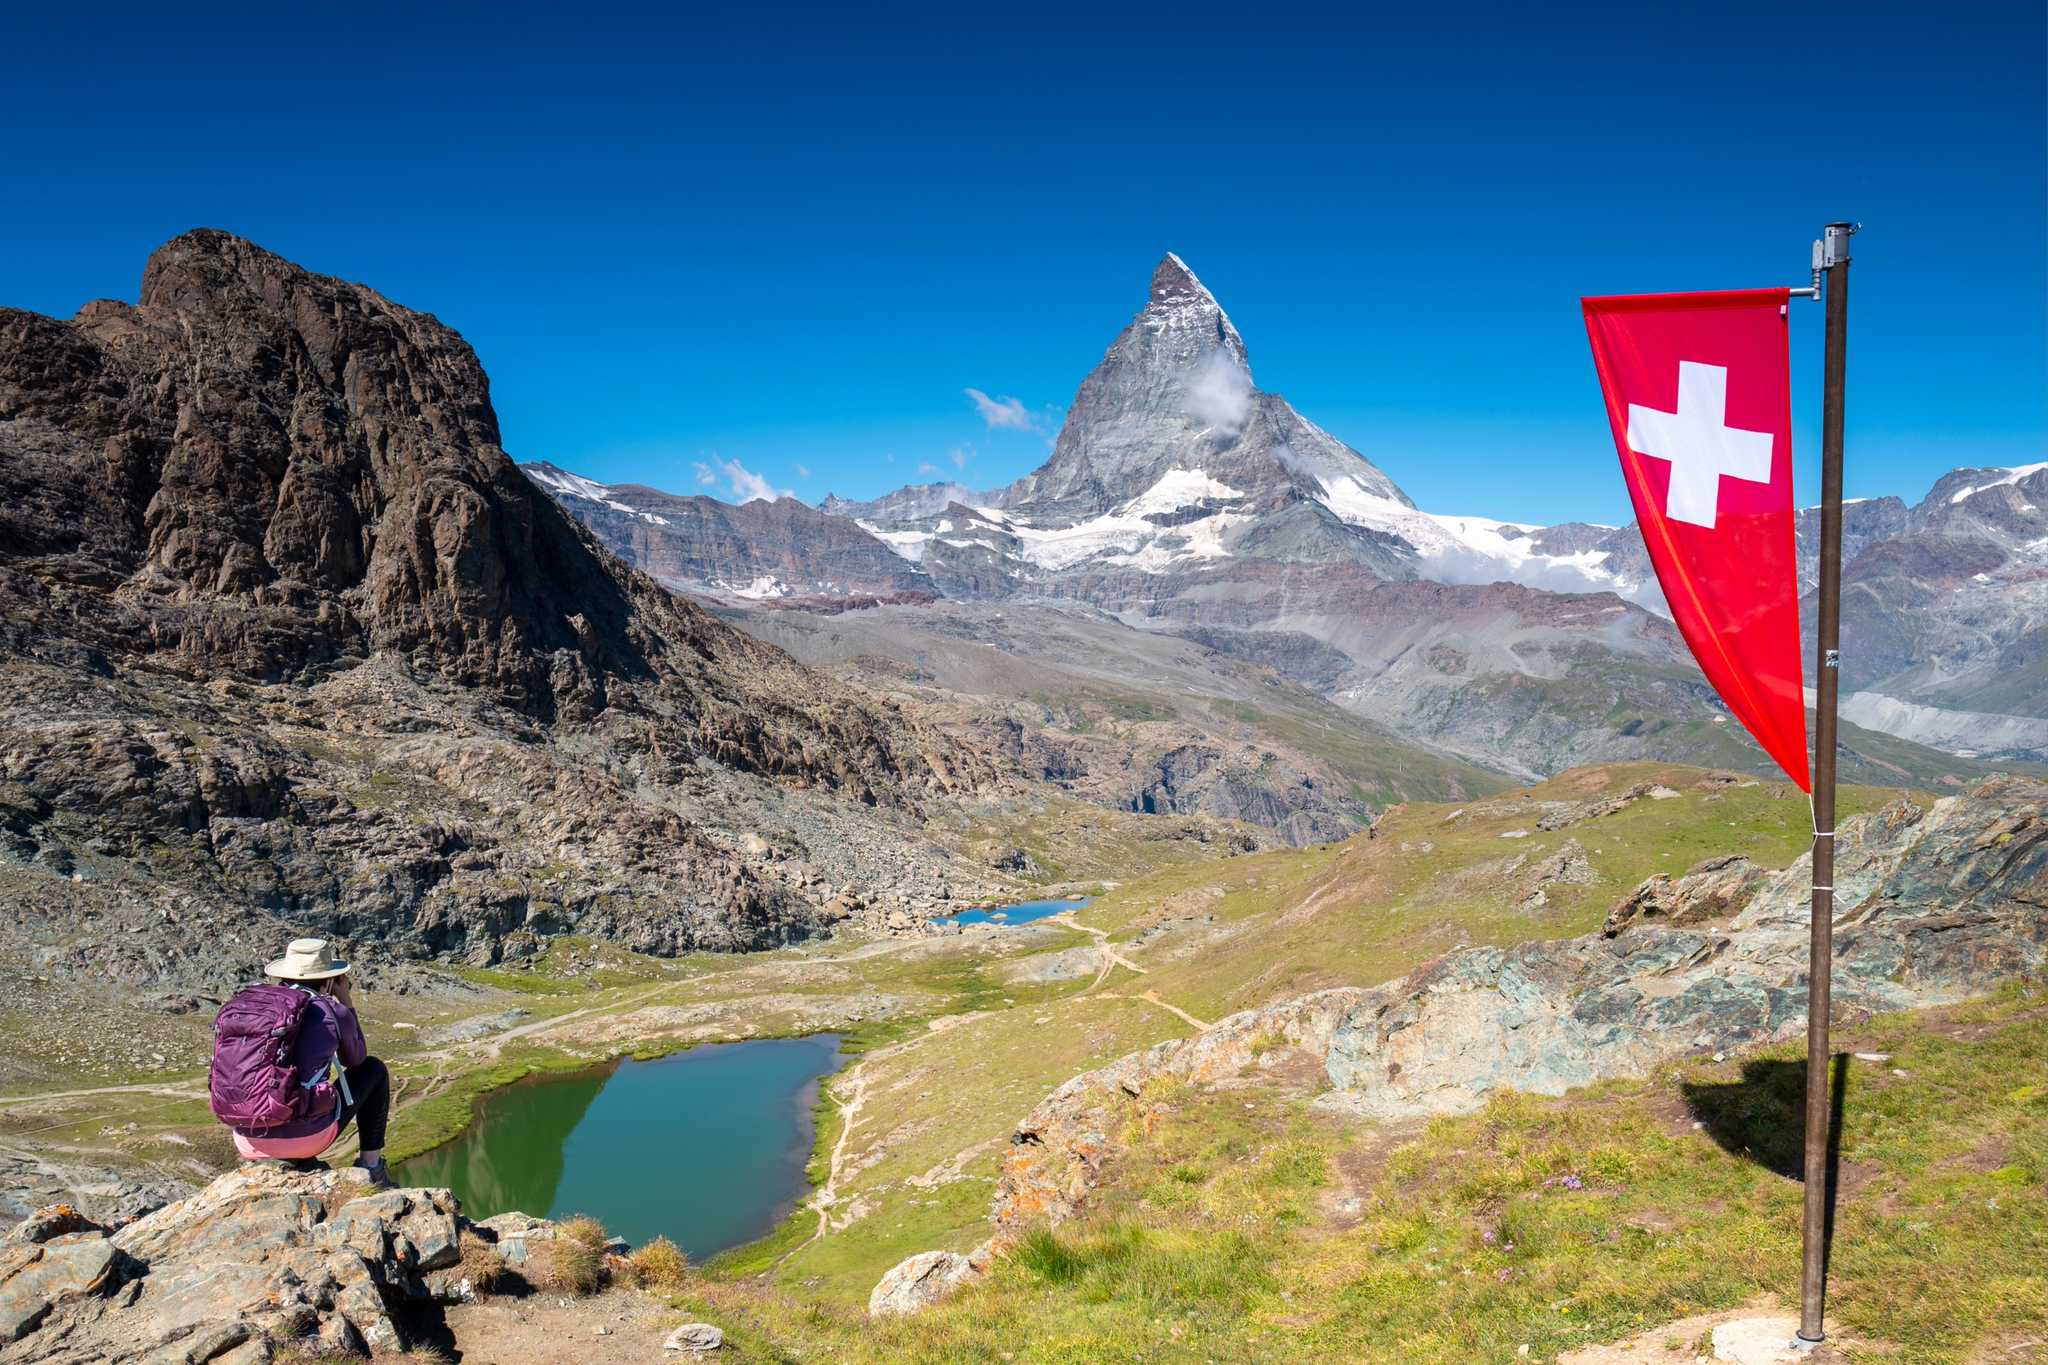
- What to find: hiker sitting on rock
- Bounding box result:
[207,937,394,1189]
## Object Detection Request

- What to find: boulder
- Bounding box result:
[868,1249,980,1317]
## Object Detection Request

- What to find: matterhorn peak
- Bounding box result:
[1150,251,1213,302]
[1138,252,1249,377]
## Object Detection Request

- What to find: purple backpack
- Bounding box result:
[208,984,334,1130]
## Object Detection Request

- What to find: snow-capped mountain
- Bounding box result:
[520,461,934,605]
[523,254,2040,776]
[849,254,1644,603]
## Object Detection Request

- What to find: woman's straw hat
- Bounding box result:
[264,937,351,982]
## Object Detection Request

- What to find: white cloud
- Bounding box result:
[917,460,943,476]
[950,445,975,470]
[965,387,1039,431]
[694,457,792,503]
[795,464,812,480]
[1185,350,1253,437]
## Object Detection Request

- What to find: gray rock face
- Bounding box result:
[1323,780,2043,1119]
[820,481,990,523]
[1002,254,1407,526]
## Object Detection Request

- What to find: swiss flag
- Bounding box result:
[1582,288,1810,791]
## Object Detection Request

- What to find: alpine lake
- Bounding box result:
[395,899,1087,1259]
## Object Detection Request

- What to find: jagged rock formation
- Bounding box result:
[981,775,2047,1229]
[0,231,1013,986]
[520,461,936,606]
[1602,853,1768,936]
[820,481,989,523]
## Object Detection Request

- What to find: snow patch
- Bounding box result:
[1948,462,2048,504]
[861,523,932,563]
[527,465,673,525]
[1316,475,1653,604]
[720,575,791,600]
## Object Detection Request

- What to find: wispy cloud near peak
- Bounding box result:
[691,457,794,504]
[964,387,1039,431]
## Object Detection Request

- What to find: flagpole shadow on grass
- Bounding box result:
[1679,1050,1852,1272]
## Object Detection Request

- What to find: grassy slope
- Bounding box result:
[689,986,2044,1363]
[715,764,1914,1313]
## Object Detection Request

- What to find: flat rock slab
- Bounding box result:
[1711,1318,1815,1364]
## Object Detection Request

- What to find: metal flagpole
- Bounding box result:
[1798,220,1856,1346]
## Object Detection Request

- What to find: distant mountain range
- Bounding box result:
[530,255,2045,781]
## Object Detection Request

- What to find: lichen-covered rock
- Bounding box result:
[0,1164,484,1362]
[0,1235,128,1344]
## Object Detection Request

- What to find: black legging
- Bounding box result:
[333,1056,390,1155]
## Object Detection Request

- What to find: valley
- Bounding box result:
[0,231,2039,1364]
[3,760,2040,1363]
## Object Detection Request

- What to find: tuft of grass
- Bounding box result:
[630,1234,692,1292]
[532,1236,604,1296]
[1013,1226,1088,1285]
[556,1213,610,1249]
[458,1231,507,1293]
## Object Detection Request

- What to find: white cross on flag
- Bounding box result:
[1582,289,1810,789]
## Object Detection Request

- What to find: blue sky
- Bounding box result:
[3,3,2041,524]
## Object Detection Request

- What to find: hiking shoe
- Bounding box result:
[351,1157,396,1190]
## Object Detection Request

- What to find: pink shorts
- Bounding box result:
[233,1120,339,1161]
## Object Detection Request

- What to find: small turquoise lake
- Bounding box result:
[935,896,1089,928]
[397,1033,842,1259]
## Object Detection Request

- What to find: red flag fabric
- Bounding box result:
[1582,288,1810,791]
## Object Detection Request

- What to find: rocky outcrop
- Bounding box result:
[984,776,2048,1228]
[1603,853,1768,936]
[1126,743,1364,846]
[0,231,1012,975]
[0,1166,476,1361]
